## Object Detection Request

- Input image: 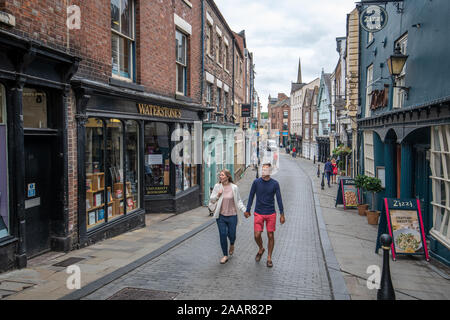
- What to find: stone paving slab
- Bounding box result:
[0,171,259,300]
[83,155,333,300]
[294,156,450,300]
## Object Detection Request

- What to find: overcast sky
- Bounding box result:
[214,0,358,111]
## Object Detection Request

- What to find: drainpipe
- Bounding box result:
[201,0,205,103]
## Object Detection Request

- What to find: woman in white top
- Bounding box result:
[209,169,246,264]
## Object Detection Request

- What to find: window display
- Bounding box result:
[183,124,191,190]
[0,84,9,239]
[145,122,170,195]
[106,119,124,221]
[85,118,106,229]
[126,120,139,212]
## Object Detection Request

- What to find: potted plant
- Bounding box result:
[364,176,383,225]
[355,174,369,216]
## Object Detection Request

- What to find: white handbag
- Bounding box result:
[208,184,222,214]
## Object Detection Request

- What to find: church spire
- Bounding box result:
[297,58,302,84]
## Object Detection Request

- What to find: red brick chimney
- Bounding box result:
[278,93,288,101]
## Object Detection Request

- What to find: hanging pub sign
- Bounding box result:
[384,198,430,261]
[241,104,251,117]
[335,177,359,209]
[360,5,388,33]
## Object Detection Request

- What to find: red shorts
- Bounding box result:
[254,213,277,232]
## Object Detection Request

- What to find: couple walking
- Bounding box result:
[209,163,285,267]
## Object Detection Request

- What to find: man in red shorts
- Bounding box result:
[244,163,285,267]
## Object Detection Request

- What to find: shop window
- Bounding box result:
[125,120,139,212]
[430,125,450,247]
[365,64,373,118]
[145,122,170,195]
[111,0,135,80]
[0,84,9,239]
[106,119,125,221]
[183,124,191,190]
[363,131,375,177]
[176,30,188,95]
[85,118,106,230]
[23,88,48,128]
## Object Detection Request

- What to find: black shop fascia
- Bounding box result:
[72,79,205,246]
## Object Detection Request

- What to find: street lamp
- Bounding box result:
[387,43,410,98]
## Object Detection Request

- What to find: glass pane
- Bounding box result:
[111,0,120,31]
[175,123,183,193]
[85,118,106,230]
[119,36,131,78]
[23,88,47,128]
[442,210,449,237]
[125,120,139,212]
[120,0,132,38]
[433,127,441,151]
[106,119,124,220]
[183,125,191,190]
[111,33,119,75]
[441,126,449,153]
[144,122,170,195]
[176,31,186,65]
[177,64,185,94]
[0,84,9,239]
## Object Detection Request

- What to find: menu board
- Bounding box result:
[335,178,359,209]
[384,198,429,261]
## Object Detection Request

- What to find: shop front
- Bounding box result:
[203,122,236,205]
[0,30,81,271]
[73,80,203,246]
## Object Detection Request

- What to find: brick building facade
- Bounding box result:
[0,0,207,272]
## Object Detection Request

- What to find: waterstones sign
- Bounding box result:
[137,103,182,119]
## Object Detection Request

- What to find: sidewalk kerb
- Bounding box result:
[60,218,216,300]
[294,157,351,300]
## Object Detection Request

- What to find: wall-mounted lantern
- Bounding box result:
[386,43,410,98]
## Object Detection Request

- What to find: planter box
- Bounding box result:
[366,210,380,225]
[358,204,369,216]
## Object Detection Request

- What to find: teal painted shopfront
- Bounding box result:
[203,123,236,205]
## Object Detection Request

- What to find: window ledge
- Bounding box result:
[175,93,192,103]
[216,62,223,68]
[109,77,144,92]
[206,53,214,60]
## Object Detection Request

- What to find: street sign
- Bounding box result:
[384,198,430,261]
[360,5,388,33]
[241,104,251,117]
[335,177,359,209]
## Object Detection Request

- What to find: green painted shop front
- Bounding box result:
[203,123,236,205]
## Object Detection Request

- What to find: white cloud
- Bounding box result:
[214,0,357,110]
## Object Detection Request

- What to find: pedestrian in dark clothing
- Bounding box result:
[324,158,332,187]
[244,163,285,268]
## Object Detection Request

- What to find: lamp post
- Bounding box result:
[387,43,410,99]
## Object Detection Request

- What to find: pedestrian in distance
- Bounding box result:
[209,169,247,264]
[331,157,338,184]
[324,158,333,187]
[292,147,297,158]
[244,163,285,268]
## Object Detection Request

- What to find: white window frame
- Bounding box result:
[206,22,213,57]
[393,34,408,109]
[430,125,450,248]
[364,130,375,177]
[111,0,135,82]
[176,29,188,96]
[365,64,374,118]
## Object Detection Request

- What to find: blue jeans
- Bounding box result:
[325,171,331,185]
[216,214,237,256]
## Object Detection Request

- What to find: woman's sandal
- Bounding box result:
[266,260,273,268]
[255,248,265,262]
[220,256,229,264]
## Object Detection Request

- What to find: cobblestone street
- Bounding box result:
[85,154,333,300]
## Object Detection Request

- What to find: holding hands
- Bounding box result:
[244,212,251,218]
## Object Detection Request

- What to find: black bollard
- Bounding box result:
[317,164,320,178]
[377,234,396,300]
[321,172,325,190]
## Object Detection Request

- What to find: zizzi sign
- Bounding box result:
[360,5,388,33]
[137,103,182,119]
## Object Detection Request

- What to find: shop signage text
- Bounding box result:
[137,103,182,119]
[360,5,388,33]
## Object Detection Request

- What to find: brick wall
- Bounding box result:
[203,0,233,119]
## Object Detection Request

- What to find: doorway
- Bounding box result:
[24,135,55,258]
